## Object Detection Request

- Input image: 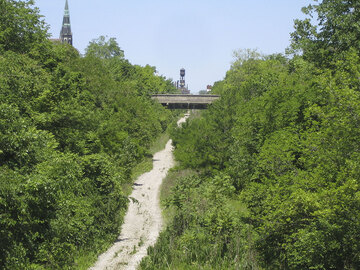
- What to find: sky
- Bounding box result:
[34,0,310,93]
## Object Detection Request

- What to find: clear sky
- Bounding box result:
[34,0,309,93]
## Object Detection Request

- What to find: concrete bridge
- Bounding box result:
[151,94,220,109]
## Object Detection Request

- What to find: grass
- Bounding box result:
[131,132,170,181]
[74,234,119,270]
[149,132,170,155]
[130,157,153,182]
[159,167,197,226]
[74,250,97,270]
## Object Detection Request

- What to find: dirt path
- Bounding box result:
[90,115,188,270]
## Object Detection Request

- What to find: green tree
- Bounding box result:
[290,0,360,66]
[0,0,48,53]
[150,46,360,269]
[85,35,124,59]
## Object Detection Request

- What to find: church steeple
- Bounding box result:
[60,0,72,45]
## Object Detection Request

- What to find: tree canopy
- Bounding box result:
[0,1,177,269]
[0,0,48,54]
[141,1,360,269]
[85,35,124,59]
[290,0,360,66]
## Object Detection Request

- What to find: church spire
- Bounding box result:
[60,0,73,45]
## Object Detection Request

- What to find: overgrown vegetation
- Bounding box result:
[0,1,177,268]
[141,1,360,269]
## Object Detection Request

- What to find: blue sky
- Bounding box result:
[34,0,310,93]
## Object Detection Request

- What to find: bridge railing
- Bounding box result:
[151,94,220,109]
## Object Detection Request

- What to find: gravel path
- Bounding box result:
[89,115,188,270]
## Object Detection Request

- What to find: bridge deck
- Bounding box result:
[151,94,220,109]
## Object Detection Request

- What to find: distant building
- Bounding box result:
[60,0,73,45]
[177,68,190,94]
[206,85,212,92]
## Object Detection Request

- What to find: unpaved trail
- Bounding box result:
[90,115,188,270]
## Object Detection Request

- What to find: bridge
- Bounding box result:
[151,94,220,109]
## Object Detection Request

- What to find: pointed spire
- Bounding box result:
[60,0,73,45]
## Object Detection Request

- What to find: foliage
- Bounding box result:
[143,49,360,269]
[0,0,48,54]
[140,174,258,270]
[85,35,124,59]
[289,0,360,66]
[0,1,177,268]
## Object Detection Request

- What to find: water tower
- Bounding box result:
[178,68,190,94]
[180,68,185,88]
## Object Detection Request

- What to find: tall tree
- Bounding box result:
[85,36,124,59]
[0,0,48,53]
[290,0,360,66]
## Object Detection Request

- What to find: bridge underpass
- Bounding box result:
[151,94,220,109]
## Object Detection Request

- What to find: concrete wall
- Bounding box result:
[151,94,220,105]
